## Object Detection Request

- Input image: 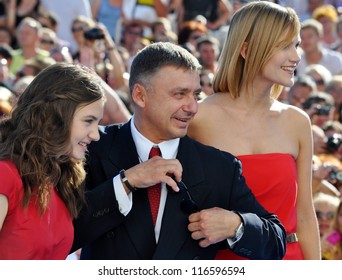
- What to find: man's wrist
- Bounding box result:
[119,169,137,192]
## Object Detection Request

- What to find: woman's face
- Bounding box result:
[69,99,104,160]
[315,202,338,236]
[262,34,301,88]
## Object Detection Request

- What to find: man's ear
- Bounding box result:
[241,42,248,59]
[132,83,146,107]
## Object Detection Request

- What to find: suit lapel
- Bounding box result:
[154,136,207,259]
[101,121,157,259]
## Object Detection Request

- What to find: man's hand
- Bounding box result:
[188,207,242,247]
[124,157,182,192]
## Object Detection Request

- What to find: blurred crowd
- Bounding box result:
[1,0,342,260]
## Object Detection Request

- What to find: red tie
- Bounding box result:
[148,146,161,226]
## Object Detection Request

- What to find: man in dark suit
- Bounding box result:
[72,42,286,260]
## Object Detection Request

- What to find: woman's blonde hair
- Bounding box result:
[213,1,300,99]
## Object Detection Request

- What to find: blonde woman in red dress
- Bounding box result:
[188,1,320,260]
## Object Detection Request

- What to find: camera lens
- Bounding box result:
[326,133,342,153]
[84,27,104,40]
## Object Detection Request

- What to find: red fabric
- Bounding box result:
[0,160,73,260]
[215,153,304,260]
[148,147,161,226]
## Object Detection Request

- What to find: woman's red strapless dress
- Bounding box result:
[216,153,304,260]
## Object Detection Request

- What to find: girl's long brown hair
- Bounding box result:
[0,63,105,219]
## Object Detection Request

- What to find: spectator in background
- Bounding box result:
[322,200,342,259]
[40,0,92,54]
[298,18,342,76]
[10,17,50,76]
[325,75,342,122]
[38,27,58,52]
[313,192,341,259]
[196,35,220,74]
[287,75,317,108]
[15,55,55,80]
[150,17,177,43]
[280,0,311,21]
[335,16,342,52]
[313,124,329,156]
[91,0,122,42]
[50,46,73,63]
[70,15,96,62]
[323,120,342,138]
[312,4,340,50]
[6,0,46,35]
[0,1,7,27]
[199,69,214,98]
[303,91,335,129]
[0,26,15,48]
[122,0,169,40]
[177,20,207,54]
[119,22,144,72]
[305,63,332,92]
[37,10,71,50]
[175,0,231,32]
[312,154,341,197]
[12,74,34,96]
[307,0,326,17]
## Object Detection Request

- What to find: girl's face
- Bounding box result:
[69,99,104,160]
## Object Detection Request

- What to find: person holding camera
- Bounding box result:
[303,91,335,129]
[312,124,342,198]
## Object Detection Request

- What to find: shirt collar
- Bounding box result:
[130,115,179,162]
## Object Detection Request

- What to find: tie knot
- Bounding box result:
[149,146,161,159]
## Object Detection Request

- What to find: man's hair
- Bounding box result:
[129,42,202,93]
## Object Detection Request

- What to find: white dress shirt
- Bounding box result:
[112,116,179,242]
[112,116,243,245]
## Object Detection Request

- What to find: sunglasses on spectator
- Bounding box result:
[40,39,54,45]
[71,27,83,33]
[316,211,335,220]
[200,81,213,87]
[16,70,25,78]
[314,79,325,85]
[127,30,142,36]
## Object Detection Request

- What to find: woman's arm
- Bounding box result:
[296,111,321,259]
[91,0,101,20]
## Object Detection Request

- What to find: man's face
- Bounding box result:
[300,27,320,53]
[135,66,202,143]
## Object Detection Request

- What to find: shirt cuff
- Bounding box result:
[227,222,244,247]
[113,174,133,216]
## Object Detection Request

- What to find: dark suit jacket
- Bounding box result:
[72,121,286,260]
